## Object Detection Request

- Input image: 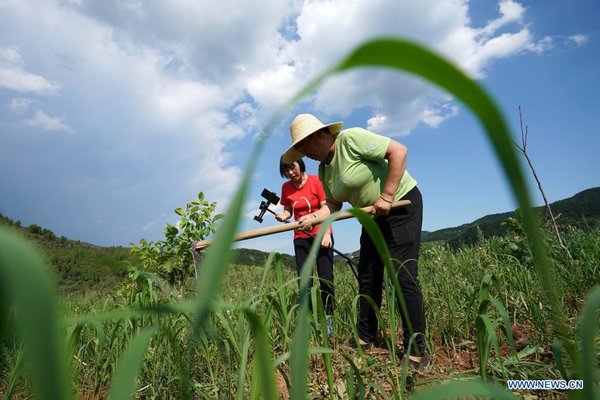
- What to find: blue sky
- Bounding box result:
[0,0,598,256]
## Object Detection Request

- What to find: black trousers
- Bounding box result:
[356,186,426,356]
[293,236,335,315]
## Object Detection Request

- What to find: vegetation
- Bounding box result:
[130,192,223,287]
[421,187,600,248]
[0,214,132,294]
[1,37,599,399]
[1,221,598,398]
[0,212,297,296]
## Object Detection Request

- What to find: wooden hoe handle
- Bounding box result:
[193,200,411,250]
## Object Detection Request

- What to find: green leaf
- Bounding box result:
[242,309,277,400]
[579,286,600,400]
[109,327,157,400]
[0,228,72,400]
[4,344,25,400]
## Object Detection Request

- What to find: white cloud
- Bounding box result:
[0,47,60,94]
[567,34,589,46]
[0,47,23,64]
[465,29,533,75]
[26,110,75,133]
[1,0,553,143]
[243,0,553,137]
[525,36,554,54]
[142,220,158,231]
[479,0,525,37]
[422,103,459,128]
[9,97,33,113]
[64,0,292,83]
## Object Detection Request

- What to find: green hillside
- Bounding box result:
[232,247,295,268]
[422,187,600,247]
[0,214,133,293]
[0,214,296,293]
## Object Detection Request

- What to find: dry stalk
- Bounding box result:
[513,106,571,258]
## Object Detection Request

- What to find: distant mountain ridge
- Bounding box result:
[421,187,600,247]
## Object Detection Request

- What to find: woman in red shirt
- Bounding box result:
[275,156,335,339]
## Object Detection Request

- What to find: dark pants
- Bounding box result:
[356,186,426,356]
[294,236,335,315]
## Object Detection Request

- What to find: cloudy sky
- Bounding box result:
[1,0,598,255]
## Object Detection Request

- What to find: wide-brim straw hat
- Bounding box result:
[282,114,343,163]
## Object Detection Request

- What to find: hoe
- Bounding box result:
[191,192,411,277]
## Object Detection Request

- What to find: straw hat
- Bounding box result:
[282,114,343,163]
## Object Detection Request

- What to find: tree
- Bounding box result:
[131,192,223,287]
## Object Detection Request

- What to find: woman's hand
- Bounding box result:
[321,232,332,248]
[298,213,317,232]
[372,194,392,216]
[275,212,288,222]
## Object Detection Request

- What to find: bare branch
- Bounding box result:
[515,106,570,257]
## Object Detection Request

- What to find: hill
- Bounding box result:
[422,187,600,248]
[0,214,133,293]
[232,247,296,268]
[0,214,296,293]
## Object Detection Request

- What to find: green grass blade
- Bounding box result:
[242,309,277,400]
[333,39,524,205]
[476,314,501,380]
[411,379,519,400]
[552,339,570,380]
[191,174,250,337]
[4,343,25,400]
[109,326,157,400]
[489,297,516,355]
[579,286,600,400]
[478,273,493,313]
[236,330,252,400]
[289,271,311,399]
[288,217,335,399]
[0,228,72,400]
[341,354,366,399]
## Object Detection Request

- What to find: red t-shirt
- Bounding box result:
[280,174,329,239]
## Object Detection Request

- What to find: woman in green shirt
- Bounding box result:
[282,113,428,370]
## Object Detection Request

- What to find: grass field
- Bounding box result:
[2,224,597,398]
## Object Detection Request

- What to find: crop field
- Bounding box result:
[1,224,598,399]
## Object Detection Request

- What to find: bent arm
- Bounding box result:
[317,198,343,219]
[383,139,407,198]
[373,139,407,215]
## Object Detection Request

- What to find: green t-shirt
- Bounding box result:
[318,127,417,207]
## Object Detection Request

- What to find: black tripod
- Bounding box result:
[254,188,358,280]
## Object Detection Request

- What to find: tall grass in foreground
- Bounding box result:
[1,37,599,399]
[3,227,597,398]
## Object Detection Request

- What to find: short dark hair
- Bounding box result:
[279,155,306,178]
